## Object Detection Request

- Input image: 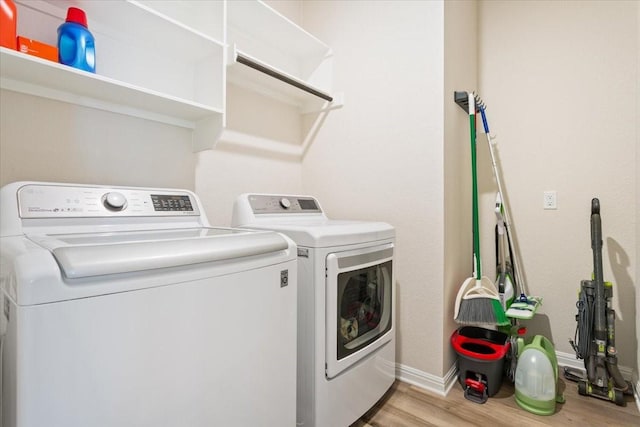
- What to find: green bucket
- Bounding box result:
[514,335,564,415]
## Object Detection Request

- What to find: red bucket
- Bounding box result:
[451,327,510,401]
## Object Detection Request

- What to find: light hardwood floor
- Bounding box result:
[352,378,639,426]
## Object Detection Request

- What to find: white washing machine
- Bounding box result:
[0,182,297,427]
[232,194,395,427]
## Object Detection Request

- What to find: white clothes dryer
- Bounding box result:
[0,182,297,427]
[232,194,395,427]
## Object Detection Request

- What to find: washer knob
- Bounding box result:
[103,192,127,211]
[279,197,291,209]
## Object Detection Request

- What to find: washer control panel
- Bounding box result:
[248,194,322,214]
[17,184,199,218]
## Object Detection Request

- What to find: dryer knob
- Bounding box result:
[279,197,291,209]
[103,192,127,211]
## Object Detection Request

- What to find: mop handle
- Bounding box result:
[495,196,507,272]
[469,93,481,280]
[479,106,528,295]
[480,107,490,136]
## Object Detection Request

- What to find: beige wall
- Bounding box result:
[265,0,302,24]
[195,147,303,226]
[0,91,195,190]
[478,0,638,369]
[636,0,640,390]
[301,0,448,377]
[194,82,304,225]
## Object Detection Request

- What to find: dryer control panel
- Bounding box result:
[247,194,322,214]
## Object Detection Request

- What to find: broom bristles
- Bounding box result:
[455,297,510,326]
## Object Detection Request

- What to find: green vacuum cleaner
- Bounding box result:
[567,198,631,405]
[515,335,564,415]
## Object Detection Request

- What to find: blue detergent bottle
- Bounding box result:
[57,7,95,73]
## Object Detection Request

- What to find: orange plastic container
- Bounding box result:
[17,37,58,62]
[0,0,18,50]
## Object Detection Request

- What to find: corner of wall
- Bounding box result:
[635,0,640,406]
[442,0,478,375]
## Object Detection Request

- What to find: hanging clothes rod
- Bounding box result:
[235,52,334,103]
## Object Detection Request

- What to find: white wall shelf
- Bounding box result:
[2,0,341,155]
[0,47,222,128]
[227,0,341,113]
[5,0,225,151]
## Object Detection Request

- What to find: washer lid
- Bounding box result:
[27,227,289,278]
[238,218,394,248]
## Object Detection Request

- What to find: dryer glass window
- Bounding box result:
[336,260,392,360]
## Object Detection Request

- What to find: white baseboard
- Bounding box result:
[395,351,638,411]
[395,362,458,396]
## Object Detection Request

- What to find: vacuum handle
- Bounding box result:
[590,197,607,346]
[591,198,603,275]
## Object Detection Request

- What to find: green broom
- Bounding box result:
[453,91,508,326]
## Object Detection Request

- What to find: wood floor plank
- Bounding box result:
[353,377,639,426]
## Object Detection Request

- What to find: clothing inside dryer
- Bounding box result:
[337,260,392,360]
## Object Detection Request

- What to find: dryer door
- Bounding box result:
[325,243,393,379]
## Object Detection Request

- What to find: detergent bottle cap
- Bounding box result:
[65,7,88,28]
